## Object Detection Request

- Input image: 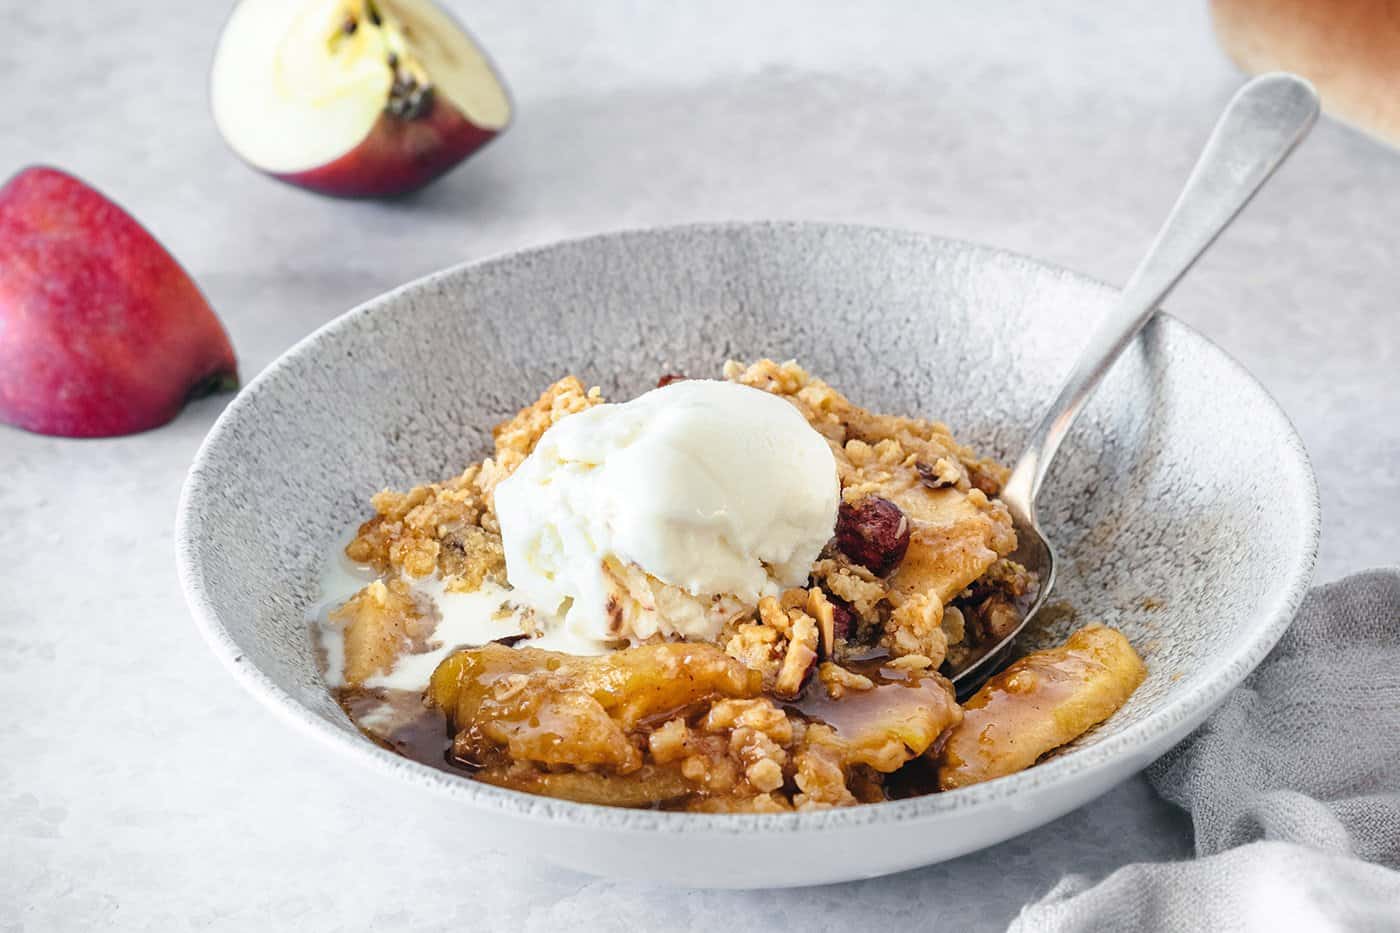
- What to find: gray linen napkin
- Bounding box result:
[1011,569,1400,932]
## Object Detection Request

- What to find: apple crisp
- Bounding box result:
[317,361,1145,810]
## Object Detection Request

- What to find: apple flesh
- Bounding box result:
[211,0,511,198]
[0,167,238,438]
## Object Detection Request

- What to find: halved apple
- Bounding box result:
[211,0,511,198]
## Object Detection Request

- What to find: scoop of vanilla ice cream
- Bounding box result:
[494,379,839,649]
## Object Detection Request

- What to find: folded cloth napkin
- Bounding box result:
[1011,569,1400,933]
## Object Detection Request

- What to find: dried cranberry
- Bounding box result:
[915,460,957,489]
[827,594,855,643]
[656,373,687,388]
[835,496,910,576]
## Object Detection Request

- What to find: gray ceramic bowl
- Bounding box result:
[176,222,1318,888]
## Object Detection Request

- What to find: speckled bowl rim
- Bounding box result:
[176,220,1320,835]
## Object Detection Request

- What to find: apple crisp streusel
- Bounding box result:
[318,360,1146,811]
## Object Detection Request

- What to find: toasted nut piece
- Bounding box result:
[774,611,819,699]
[887,654,933,671]
[816,661,875,698]
[757,595,792,635]
[806,587,837,657]
[746,758,785,793]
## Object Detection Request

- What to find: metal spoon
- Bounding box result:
[948,73,1320,696]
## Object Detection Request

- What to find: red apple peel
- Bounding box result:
[0,166,238,438]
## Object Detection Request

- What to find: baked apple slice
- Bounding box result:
[211,0,511,197]
[935,624,1146,790]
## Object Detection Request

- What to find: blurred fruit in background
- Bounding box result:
[1212,0,1400,149]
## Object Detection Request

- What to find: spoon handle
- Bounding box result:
[1002,73,1319,514]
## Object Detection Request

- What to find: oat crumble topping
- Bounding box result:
[321,360,1145,810]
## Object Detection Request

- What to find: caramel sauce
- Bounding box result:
[786,658,919,738]
[786,656,964,780]
[333,626,1144,808]
[933,624,1146,790]
[340,653,965,805]
[882,755,944,799]
[338,688,461,775]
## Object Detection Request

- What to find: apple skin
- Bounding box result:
[0,166,238,438]
[269,94,499,198]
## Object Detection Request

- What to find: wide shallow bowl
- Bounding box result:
[177,222,1318,888]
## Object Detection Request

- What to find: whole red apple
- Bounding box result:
[0,166,238,438]
[211,0,512,198]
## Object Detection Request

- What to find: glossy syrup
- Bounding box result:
[337,647,969,803]
[338,688,464,775]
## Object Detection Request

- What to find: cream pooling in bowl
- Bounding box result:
[494,379,840,647]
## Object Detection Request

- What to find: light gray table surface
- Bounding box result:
[4,2,1397,930]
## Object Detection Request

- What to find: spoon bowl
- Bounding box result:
[951,505,1057,698]
[946,72,1320,695]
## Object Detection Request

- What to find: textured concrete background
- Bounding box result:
[3,1,1397,930]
